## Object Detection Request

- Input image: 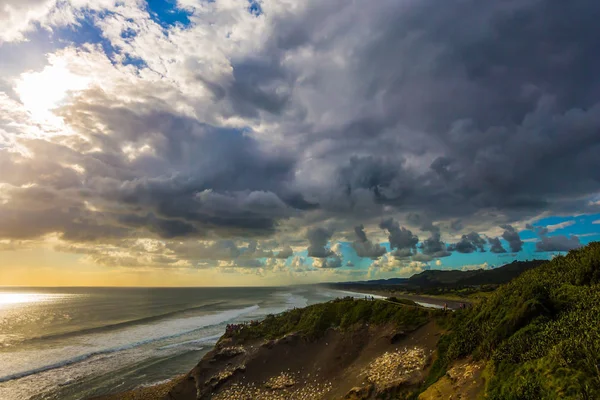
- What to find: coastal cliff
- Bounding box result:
[167,298,441,399]
[101,242,600,400]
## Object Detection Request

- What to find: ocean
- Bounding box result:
[0,286,355,400]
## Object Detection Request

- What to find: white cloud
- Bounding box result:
[0,0,62,44]
[0,0,125,44]
[545,220,575,232]
[369,254,426,276]
[461,262,490,271]
[574,233,599,238]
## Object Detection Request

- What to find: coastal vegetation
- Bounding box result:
[225,297,432,341]
[428,242,600,399]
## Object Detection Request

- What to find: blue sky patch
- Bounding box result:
[248,1,263,17]
[56,12,118,62]
[146,0,192,28]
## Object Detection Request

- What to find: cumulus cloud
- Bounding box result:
[379,219,418,256]
[351,225,386,259]
[535,235,582,252]
[420,232,451,258]
[488,237,507,254]
[306,227,335,258]
[411,252,433,262]
[290,255,310,272]
[500,225,524,253]
[275,245,294,259]
[312,254,343,269]
[448,232,486,253]
[265,258,287,273]
[369,254,426,277]
[461,262,491,272]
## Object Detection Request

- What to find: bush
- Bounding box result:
[432,242,600,399]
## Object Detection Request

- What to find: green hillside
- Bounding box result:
[326,260,545,296]
[225,296,432,341]
[430,242,600,399]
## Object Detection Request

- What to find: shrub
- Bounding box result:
[431,242,600,399]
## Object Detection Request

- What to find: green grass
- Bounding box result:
[227,296,433,341]
[428,242,600,399]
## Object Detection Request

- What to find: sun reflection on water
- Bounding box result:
[0,293,59,306]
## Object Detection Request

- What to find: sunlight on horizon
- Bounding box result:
[0,292,63,306]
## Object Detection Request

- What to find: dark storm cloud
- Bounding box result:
[194,58,292,119]
[448,232,486,253]
[488,237,507,254]
[406,213,440,234]
[450,220,464,232]
[338,156,400,199]
[379,219,419,254]
[289,0,600,223]
[306,227,335,258]
[351,225,386,259]
[420,232,451,258]
[500,225,524,253]
[239,240,274,258]
[535,235,582,252]
[167,240,241,261]
[0,106,305,242]
[275,245,294,259]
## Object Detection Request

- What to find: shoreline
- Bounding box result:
[93,376,183,400]
[93,289,462,399]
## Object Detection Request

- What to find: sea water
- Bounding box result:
[0,286,349,400]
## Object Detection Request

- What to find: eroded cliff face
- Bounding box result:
[166,321,444,400]
[418,359,486,400]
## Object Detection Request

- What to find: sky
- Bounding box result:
[0,0,599,286]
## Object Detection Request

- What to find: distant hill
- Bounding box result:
[408,259,546,287]
[325,260,546,292]
[335,277,409,285]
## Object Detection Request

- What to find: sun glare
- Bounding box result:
[0,292,55,306]
[15,59,90,125]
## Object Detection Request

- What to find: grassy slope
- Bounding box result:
[428,242,600,399]
[225,297,433,342]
